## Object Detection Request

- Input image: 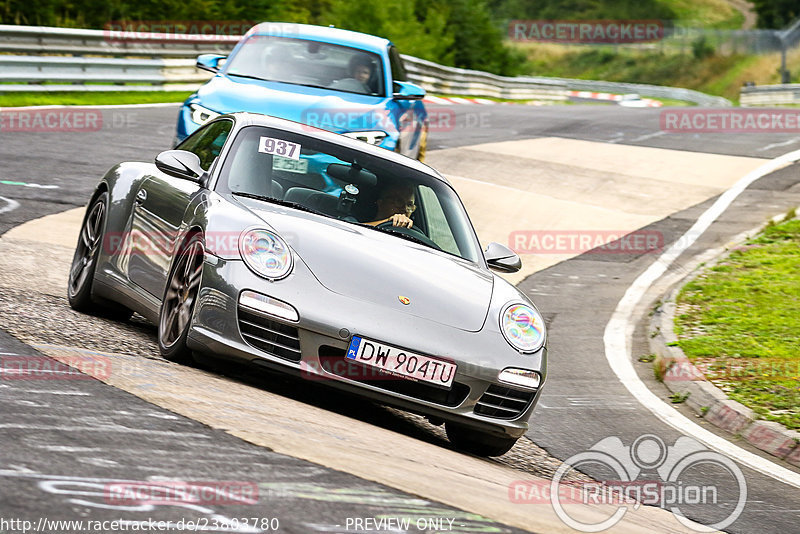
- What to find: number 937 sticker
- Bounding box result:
[258,136,301,160]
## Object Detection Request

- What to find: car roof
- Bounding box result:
[244,22,391,55]
[229,112,449,184]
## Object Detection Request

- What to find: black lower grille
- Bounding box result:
[317,346,470,407]
[474,384,536,419]
[238,307,301,362]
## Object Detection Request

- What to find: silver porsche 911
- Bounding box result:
[67,112,547,456]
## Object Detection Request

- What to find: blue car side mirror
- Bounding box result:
[393,81,426,100]
[196,54,227,73]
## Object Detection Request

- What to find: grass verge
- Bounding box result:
[674,215,800,430]
[0,91,192,107]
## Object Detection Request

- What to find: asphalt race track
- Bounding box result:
[1,103,799,533]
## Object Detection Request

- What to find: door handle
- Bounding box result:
[135,189,147,204]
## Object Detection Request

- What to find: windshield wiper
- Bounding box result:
[232,191,325,217]
[362,224,434,249]
[227,72,276,83]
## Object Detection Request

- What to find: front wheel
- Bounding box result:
[158,233,204,364]
[445,422,519,457]
[67,192,132,320]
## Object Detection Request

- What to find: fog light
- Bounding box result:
[498,368,541,389]
[239,291,299,322]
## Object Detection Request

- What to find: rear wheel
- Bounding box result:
[67,192,132,320]
[445,422,518,457]
[158,233,204,364]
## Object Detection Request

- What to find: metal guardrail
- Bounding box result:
[0,24,730,106]
[740,83,800,106]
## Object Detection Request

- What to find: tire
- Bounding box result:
[67,192,132,320]
[416,127,428,162]
[158,232,204,364]
[445,422,519,457]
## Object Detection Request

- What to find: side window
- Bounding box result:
[177,119,233,170]
[388,46,407,82]
[419,185,459,255]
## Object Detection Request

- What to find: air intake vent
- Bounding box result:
[474,384,536,419]
[238,307,301,362]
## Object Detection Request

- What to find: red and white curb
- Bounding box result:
[567,90,662,107]
[423,96,499,105]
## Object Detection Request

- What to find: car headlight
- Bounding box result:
[343,131,387,145]
[239,229,293,280]
[189,103,220,125]
[500,303,546,353]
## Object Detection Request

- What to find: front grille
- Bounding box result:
[318,346,470,407]
[474,384,536,419]
[238,307,301,362]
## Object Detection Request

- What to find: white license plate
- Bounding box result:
[272,156,308,174]
[346,336,456,388]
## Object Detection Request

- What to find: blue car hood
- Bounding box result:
[198,76,396,134]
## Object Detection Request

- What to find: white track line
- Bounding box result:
[0,103,181,111]
[0,196,20,215]
[604,148,800,489]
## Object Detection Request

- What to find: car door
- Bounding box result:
[127,119,233,298]
[387,46,425,158]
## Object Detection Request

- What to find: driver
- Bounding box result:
[329,53,374,94]
[365,184,416,228]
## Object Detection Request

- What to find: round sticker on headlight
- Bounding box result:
[501,303,545,353]
[240,229,293,280]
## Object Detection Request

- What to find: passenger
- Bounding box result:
[365,184,416,228]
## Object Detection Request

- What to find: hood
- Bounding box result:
[198,76,397,134]
[238,197,493,332]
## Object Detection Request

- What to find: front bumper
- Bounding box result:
[187,254,546,438]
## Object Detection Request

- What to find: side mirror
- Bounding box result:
[392,81,426,100]
[196,54,227,73]
[155,150,206,182]
[485,242,522,273]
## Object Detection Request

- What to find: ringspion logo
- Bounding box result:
[512,434,746,532]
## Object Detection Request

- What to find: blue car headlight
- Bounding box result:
[500,303,546,353]
[189,103,220,125]
[239,229,293,280]
[343,131,388,146]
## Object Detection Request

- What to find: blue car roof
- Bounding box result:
[245,22,391,55]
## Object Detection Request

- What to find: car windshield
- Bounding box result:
[217,126,482,264]
[224,35,386,97]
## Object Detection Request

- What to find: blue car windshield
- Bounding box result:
[224,35,386,97]
[217,126,482,264]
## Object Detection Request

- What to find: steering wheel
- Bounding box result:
[376,221,441,250]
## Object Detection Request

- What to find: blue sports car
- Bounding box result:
[175,23,429,160]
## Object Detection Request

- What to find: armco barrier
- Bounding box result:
[740,83,800,106]
[0,23,730,105]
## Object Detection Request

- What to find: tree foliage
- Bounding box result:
[751,0,800,28]
[0,0,525,75]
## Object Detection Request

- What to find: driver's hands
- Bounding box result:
[389,214,413,228]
